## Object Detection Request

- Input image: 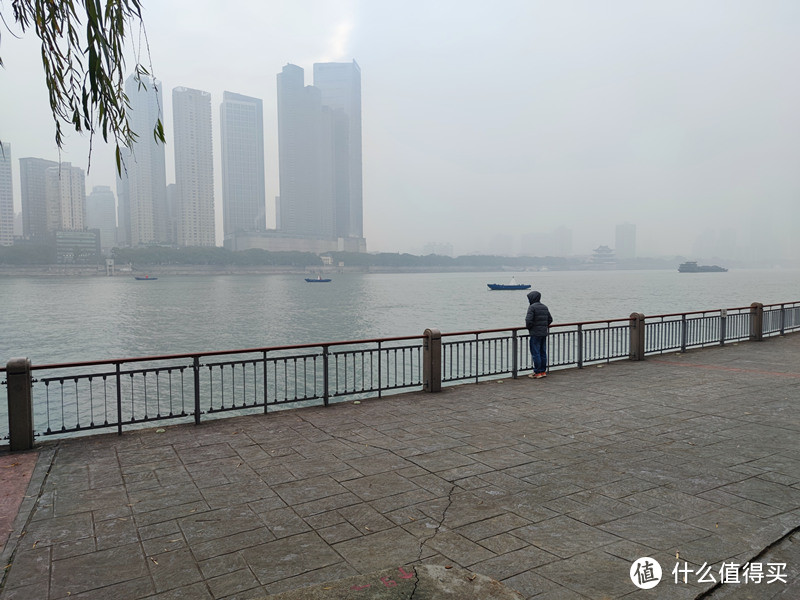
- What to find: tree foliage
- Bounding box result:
[1,0,164,171]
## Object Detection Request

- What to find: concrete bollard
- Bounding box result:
[423,328,442,392]
[629,313,646,361]
[6,358,35,451]
[749,302,764,342]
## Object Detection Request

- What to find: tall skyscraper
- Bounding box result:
[45,162,85,231]
[615,223,636,260]
[19,157,58,240]
[220,92,265,237]
[86,185,117,251]
[118,74,169,246]
[276,64,334,238]
[0,143,13,246]
[173,87,215,247]
[276,62,364,246]
[313,61,363,240]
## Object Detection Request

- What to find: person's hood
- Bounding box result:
[527,290,541,304]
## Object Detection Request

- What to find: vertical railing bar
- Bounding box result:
[263,350,268,414]
[323,346,330,407]
[378,342,383,397]
[193,356,201,425]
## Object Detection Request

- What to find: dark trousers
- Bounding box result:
[529,335,548,374]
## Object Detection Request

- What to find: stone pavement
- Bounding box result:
[1,334,798,600]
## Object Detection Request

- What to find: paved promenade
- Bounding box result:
[1,334,799,599]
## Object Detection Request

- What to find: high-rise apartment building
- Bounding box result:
[0,143,13,246]
[615,223,636,260]
[118,74,169,246]
[277,64,335,238]
[45,162,85,231]
[19,157,58,240]
[86,185,117,251]
[276,62,364,247]
[313,61,363,240]
[173,87,215,247]
[220,92,265,237]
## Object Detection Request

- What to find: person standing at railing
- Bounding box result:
[525,290,553,379]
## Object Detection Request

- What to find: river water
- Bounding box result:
[2,268,799,367]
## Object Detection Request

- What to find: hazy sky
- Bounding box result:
[1,0,798,259]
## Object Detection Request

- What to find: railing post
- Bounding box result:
[629,313,645,361]
[511,330,518,379]
[719,309,727,346]
[322,346,330,406]
[423,328,442,392]
[7,358,35,451]
[193,356,201,424]
[749,302,764,342]
[577,324,584,368]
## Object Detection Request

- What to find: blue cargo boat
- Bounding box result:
[487,276,530,291]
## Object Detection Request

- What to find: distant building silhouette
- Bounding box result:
[46,163,85,232]
[615,223,636,260]
[173,87,216,247]
[243,61,366,253]
[313,61,363,241]
[220,91,266,237]
[117,74,169,246]
[19,156,58,241]
[0,143,12,246]
[86,186,117,252]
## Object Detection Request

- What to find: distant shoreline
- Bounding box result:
[1,263,794,278]
[0,263,693,278]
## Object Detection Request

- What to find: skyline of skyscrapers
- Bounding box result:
[220,91,266,238]
[173,87,216,247]
[5,61,367,254]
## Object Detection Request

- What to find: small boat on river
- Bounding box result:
[487,276,531,291]
[305,275,332,283]
[134,275,158,280]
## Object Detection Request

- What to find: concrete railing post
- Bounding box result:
[629,313,646,361]
[423,328,442,392]
[7,358,35,451]
[749,302,764,342]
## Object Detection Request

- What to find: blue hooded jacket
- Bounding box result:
[525,291,553,336]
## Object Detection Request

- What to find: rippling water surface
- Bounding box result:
[2,269,798,365]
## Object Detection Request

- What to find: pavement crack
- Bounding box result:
[417,482,456,563]
[692,522,800,599]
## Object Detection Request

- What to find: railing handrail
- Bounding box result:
[18,334,424,373]
[2,300,799,374]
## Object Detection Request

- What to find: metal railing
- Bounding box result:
[2,301,798,444]
[440,317,631,384]
[2,336,422,440]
